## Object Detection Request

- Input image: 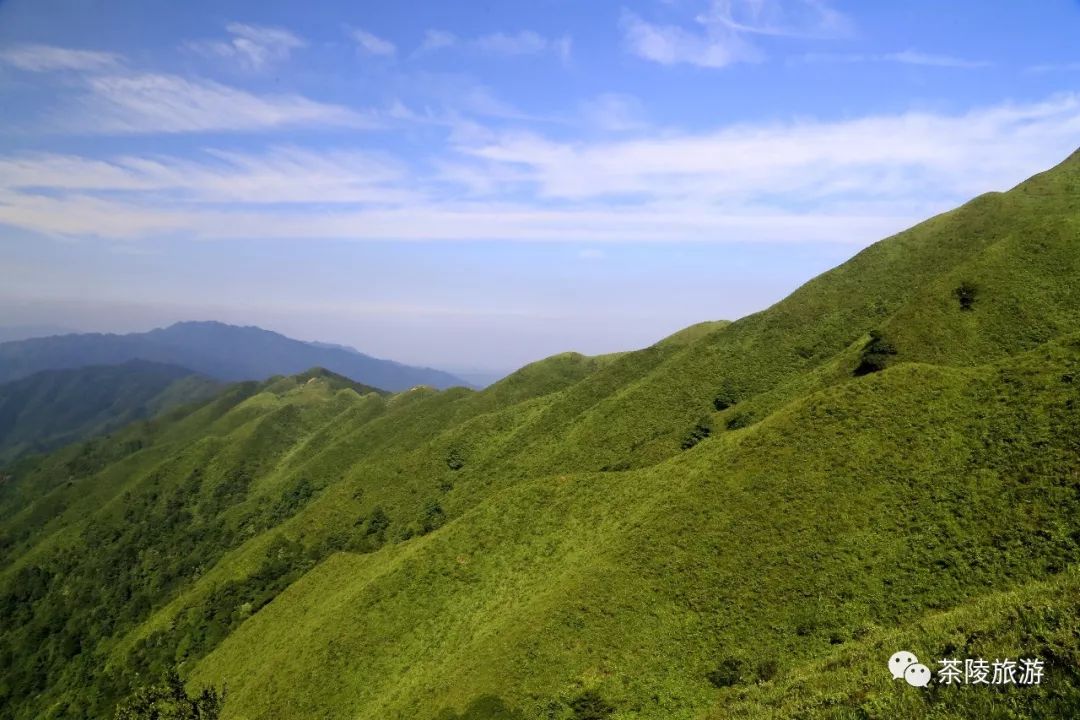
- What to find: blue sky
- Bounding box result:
[1,0,1078,372]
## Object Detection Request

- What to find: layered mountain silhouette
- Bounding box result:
[0,321,467,392]
[1,150,1078,720]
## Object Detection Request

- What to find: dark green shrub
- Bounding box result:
[569,690,614,719]
[726,411,754,430]
[421,500,446,534]
[755,658,779,683]
[680,421,711,449]
[793,605,822,637]
[854,330,897,376]
[114,669,223,719]
[953,281,978,311]
[268,476,314,523]
[706,657,745,688]
[446,449,465,471]
[365,506,390,537]
[712,380,740,410]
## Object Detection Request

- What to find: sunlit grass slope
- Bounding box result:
[193,337,1080,720]
[0,149,1077,720]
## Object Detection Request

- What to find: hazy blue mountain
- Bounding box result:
[0,359,221,464]
[0,325,76,344]
[0,321,468,391]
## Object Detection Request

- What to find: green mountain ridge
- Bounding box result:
[0,149,1078,720]
[0,360,222,466]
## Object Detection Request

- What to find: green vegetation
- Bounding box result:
[854,329,898,376]
[115,670,223,720]
[954,281,980,311]
[0,150,1079,719]
[0,360,221,464]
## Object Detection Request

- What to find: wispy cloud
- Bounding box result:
[0,44,373,134]
[2,94,1078,246]
[417,30,458,54]
[885,50,990,68]
[799,49,991,69]
[0,44,121,72]
[474,31,548,55]
[455,94,1080,206]
[416,28,572,64]
[702,0,853,38]
[620,10,760,68]
[348,27,397,57]
[77,73,371,133]
[0,147,415,204]
[186,23,306,71]
[1027,61,1080,73]
[580,93,648,131]
[621,0,851,68]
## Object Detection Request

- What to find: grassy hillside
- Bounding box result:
[0,360,221,465]
[0,150,1078,720]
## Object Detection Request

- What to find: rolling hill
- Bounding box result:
[0,360,221,465]
[0,149,1078,720]
[0,321,468,392]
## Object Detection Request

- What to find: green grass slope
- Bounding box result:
[0,360,222,466]
[192,336,1080,720]
[0,149,1078,720]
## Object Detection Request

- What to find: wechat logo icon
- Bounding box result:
[889,650,931,687]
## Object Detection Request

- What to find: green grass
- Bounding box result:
[0,149,1078,720]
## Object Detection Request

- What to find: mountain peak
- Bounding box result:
[0,321,467,391]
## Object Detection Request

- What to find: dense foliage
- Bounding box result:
[0,360,220,464]
[114,670,223,720]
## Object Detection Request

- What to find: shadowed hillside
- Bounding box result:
[0,150,1078,720]
[0,360,221,465]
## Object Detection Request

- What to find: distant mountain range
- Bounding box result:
[0,324,76,344]
[0,360,221,464]
[0,321,468,392]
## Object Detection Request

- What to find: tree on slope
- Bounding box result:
[114,670,224,720]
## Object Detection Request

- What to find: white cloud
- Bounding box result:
[349,27,397,57]
[1,95,1078,246]
[554,36,573,66]
[77,72,372,133]
[415,29,571,63]
[0,147,414,204]
[884,50,990,69]
[0,44,121,71]
[187,23,306,70]
[0,44,374,134]
[620,10,759,68]
[474,31,549,55]
[621,0,850,68]
[454,94,1080,206]
[581,93,648,131]
[0,189,911,244]
[704,0,853,38]
[1027,61,1080,73]
[417,30,458,54]
[800,50,990,69]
